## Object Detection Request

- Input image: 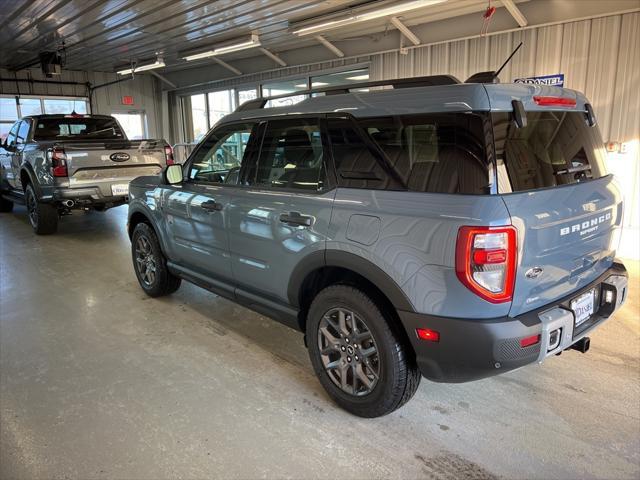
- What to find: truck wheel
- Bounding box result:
[131,222,181,297]
[0,195,13,212]
[306,285,421,417]
[25,184,58,234]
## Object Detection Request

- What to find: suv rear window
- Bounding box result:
[329,113,492,194]
[33,117,125,141]
[492,111,607,193]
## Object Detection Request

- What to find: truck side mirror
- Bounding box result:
[164,164,183,185]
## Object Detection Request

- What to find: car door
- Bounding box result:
[160,122,259,294]
[12,120,30,189]
[0,121,20,189]
[227,117,336,305]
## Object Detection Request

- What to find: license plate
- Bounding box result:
[571,289,595,327]
[111,184,129,196]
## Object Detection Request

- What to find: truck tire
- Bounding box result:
[131,222,181,297]
[25,183,58,234]
[306,285,421,417]
[0,195,13,212]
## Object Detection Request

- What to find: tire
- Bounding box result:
[0,195,13,212]
[306,285,421,417]
[25,183,58,234]
[131,222,181,297]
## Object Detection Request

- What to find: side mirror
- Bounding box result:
[164,164,184,185]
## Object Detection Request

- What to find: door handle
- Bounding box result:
[201,200,224,212]
[279,211,313,227]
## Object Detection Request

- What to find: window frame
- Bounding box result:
[239,115,336,195]
[16,119,31,144]
[183,120,261,188]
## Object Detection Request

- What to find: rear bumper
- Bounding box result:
[398,261,628,383]
[51,187,128,206]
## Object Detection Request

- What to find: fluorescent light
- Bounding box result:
[183,34,260,61]
[117,58,165,75]
[293,0,446,36]
[346,74,369,81]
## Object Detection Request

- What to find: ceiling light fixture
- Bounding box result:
[183,34,260,61]
[117,57,165,75]
[292,0,447,36]
[346,74,369,81]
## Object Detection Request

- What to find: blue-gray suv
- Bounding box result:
[127,75,628,417]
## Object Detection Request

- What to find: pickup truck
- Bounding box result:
[0,114,173,234]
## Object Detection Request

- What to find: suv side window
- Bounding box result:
[16,120,30,144]
[327,117,401,190]
[187,123,256,185]
[248,118,325,191]
[6,122,20,147]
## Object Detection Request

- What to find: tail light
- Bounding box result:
[533,96,576,107]
[455,226,517,303]
[164,144,175,165]
[48,147,68,177]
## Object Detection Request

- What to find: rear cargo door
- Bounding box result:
[492,110,623,316]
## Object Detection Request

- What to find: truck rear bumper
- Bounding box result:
[398,261,628,383]
[52,187,128,206]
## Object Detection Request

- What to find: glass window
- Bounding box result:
[262,79,307,107]
[16,120,30,143]
[492,112,607,193]
[0,123,13,141]
[112,113,145,139]
[311,68,369,96]
[208,90,235,127]
[33,117,124,141]
[238,88,258,107]
[190,94,208,143]
[188,123,255,184]
[327,117,399,190]
[0,98,18,121]
[251,119,324,191]
[357,113,491,194]
[5,122,19,146]
[43,98,88,114]
[19,98,42,116]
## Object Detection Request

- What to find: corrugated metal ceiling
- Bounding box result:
[0,0,519,73]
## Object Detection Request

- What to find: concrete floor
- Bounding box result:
[1,205,639,480]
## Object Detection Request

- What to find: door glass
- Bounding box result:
[0,98,18,121]
[111,112,145,140]
[190,93,208,142]
[251,119,324,191]
[16,121,29,144]
[208,90,235,128]
[188,123,255,184]
[5,122,19,146]
[19,99,42,116]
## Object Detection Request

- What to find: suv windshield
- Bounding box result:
[33,117,125,141]
[492,111,607,193]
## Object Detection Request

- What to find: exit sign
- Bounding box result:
[122,96,134,105]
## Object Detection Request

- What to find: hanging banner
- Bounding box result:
[514,73,565,87]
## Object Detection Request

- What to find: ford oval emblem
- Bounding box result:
[110,152,130,162]
[525,267,544,279]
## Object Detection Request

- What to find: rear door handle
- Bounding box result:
[201,200,224,212]
[279,211,313,227]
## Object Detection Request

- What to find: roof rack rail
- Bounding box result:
[235,74,461,111]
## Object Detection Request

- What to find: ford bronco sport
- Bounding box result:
[127,75,628,417]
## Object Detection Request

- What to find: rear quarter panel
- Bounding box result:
[328,189,513,318]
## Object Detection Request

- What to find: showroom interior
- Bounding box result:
[0,0,639,478]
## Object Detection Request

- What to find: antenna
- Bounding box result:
[494,41,523,80]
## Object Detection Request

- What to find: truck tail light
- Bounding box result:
[455,226,517,303]
[164,144,175,165]
[49,147,68,177]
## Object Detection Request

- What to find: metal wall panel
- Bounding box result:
[0,67,162,139]
[370,12,639,143]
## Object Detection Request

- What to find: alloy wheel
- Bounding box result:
[135,235,157,286]
[26,188,38,228]
[317,307,380,396]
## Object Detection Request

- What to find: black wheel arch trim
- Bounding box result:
[287,249,415,312]
[128,205,171,256]
[20,165,43,198]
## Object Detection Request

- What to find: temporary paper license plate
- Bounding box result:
[571,289,595,327]
[111,184,129,196]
